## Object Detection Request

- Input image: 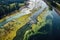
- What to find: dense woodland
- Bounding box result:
[0,3,20,19]
[47,0,60,3]
[0,0,26,19]
[0,0,60,19]
[47,0,60,6]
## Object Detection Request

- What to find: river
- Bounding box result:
[0,0,60,40]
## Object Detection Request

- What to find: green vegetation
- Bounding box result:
[23,8,53,40]
[0,14,31,40]
[56,3,60,10]
[47,0,60,8]
[0,3,24,19]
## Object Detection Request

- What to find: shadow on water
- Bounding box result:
[28,10,60,40]
[28,33,49,40]
[28,23,52,40]
[13,23,32,40]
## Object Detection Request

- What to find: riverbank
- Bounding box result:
[0,0,50,40]
[23,7,53,40]
[0,14,31,40]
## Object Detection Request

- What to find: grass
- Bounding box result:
[23,7,53,40]
[32,8,49,32]
[0,1,44,40]
[0,3,42,40]
[0,14,31,40]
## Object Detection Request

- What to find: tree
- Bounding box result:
[47,0,60,3]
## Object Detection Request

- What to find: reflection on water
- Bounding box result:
[52,9,60,40]
[27,9,60,40]
[15,8,60,40]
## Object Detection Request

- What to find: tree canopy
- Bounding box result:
[47,0,60,3]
